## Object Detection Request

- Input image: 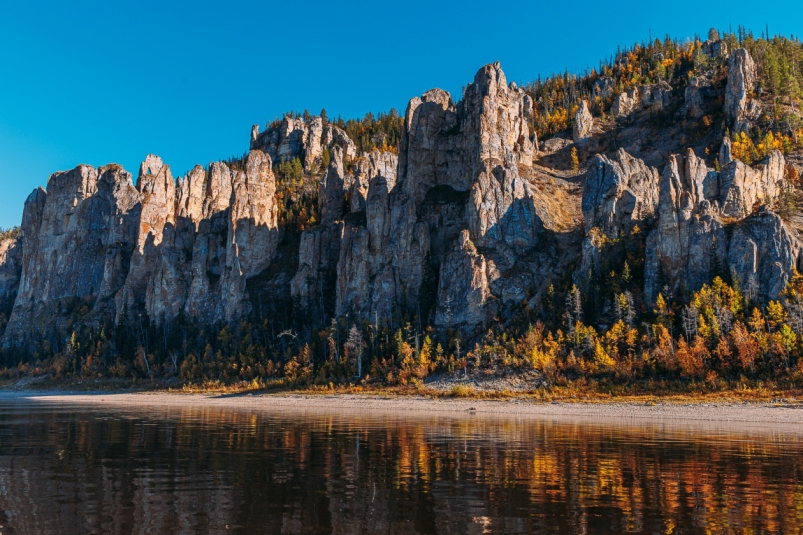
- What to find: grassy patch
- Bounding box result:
[450,384,476,397]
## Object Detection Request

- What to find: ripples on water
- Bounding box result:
[0,398,800,534]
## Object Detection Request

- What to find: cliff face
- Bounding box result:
[1,149,279,346]
[148,150,280,325]
[582,148,661,238]
[640,147,791,306]
[0,55,800,349]
[0,238,22,317]
[319,62,544,328]
[4,165,141,342]
[250,116,357,171]
[725,48,760,133]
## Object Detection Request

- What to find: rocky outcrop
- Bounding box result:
[641,146,790,305]
[184,162,233,323]
[116,155,176,321]
[582,149,660,238]
[220,150,280,321]
[129,151,281,325]
[333,151,399,318]
[541,137,572,155]
[684,76,715,118]
[612,83,672,118]
[5,57,799,354]
[434,231,495,327]
[0,237,22,317]
[612,88,639,118]
[573,101,593,141]
[0,61,545,340]
[468,164,541,251]
[728,207,800,304]
[319,122,358,167]
[701,38,729,59]
[251,116,357,171]
[335,225,372,317]
[645,81,672,110]
[146,165,206,323]
[319,146,351,226]
[226,151,279,279]
[290,223,343,314]
[644,150,725,304]
[461,66,538,253]
[350,150,397,213]
[717,151,785,218]
[4,165,141,342]
[725,48,760,133]
[298,61,542,331]
[180,152,281,324]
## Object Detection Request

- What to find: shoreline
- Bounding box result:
[2,389,803,427]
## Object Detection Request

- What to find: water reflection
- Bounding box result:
[0,399,800,534]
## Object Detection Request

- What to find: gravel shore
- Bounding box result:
[2,390,803,429]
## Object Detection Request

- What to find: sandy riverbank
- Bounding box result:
[2,390,803,426]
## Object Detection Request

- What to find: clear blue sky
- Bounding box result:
[0,0,799,228]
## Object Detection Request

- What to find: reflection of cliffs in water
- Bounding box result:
[0,404,801,534]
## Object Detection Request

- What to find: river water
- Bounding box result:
[0,397,800,534]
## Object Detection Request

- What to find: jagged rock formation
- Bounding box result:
[701,38,729,59]
[1,55,800,351]
[573,101,593,141]
[183,161,234,322]
[292,61,543,331]
[319,146,351,226]
[717,150,785,218]
[251,116,357,171]
[146,165,207,322]
[0,237,22,314]
[612,83,671,118]
[684,76,716,118]
[728,207,800,303]
[641,148,790,305]
[4,165,141,342]
[1,149,279,345]
[179,151,280,323]
[350,150,397,212]
[582,148,660,238]
[434,230,495,326]
[116,155,176,321]
[612,88,639,118]
[643,82,672,110]
[540,137,572,155]
[291,223,343,314]
[221,150,280,321]
[725,48,760,133]
[644,150,726,304]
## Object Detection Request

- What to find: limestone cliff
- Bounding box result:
[725,48,760,133]
[1,56,800,352]
[251,116,357,171]
[4,165,140,342]
[642,149,790,305]
[0,237,22,315]
[322,62,543,331]
[582,148,660,238]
